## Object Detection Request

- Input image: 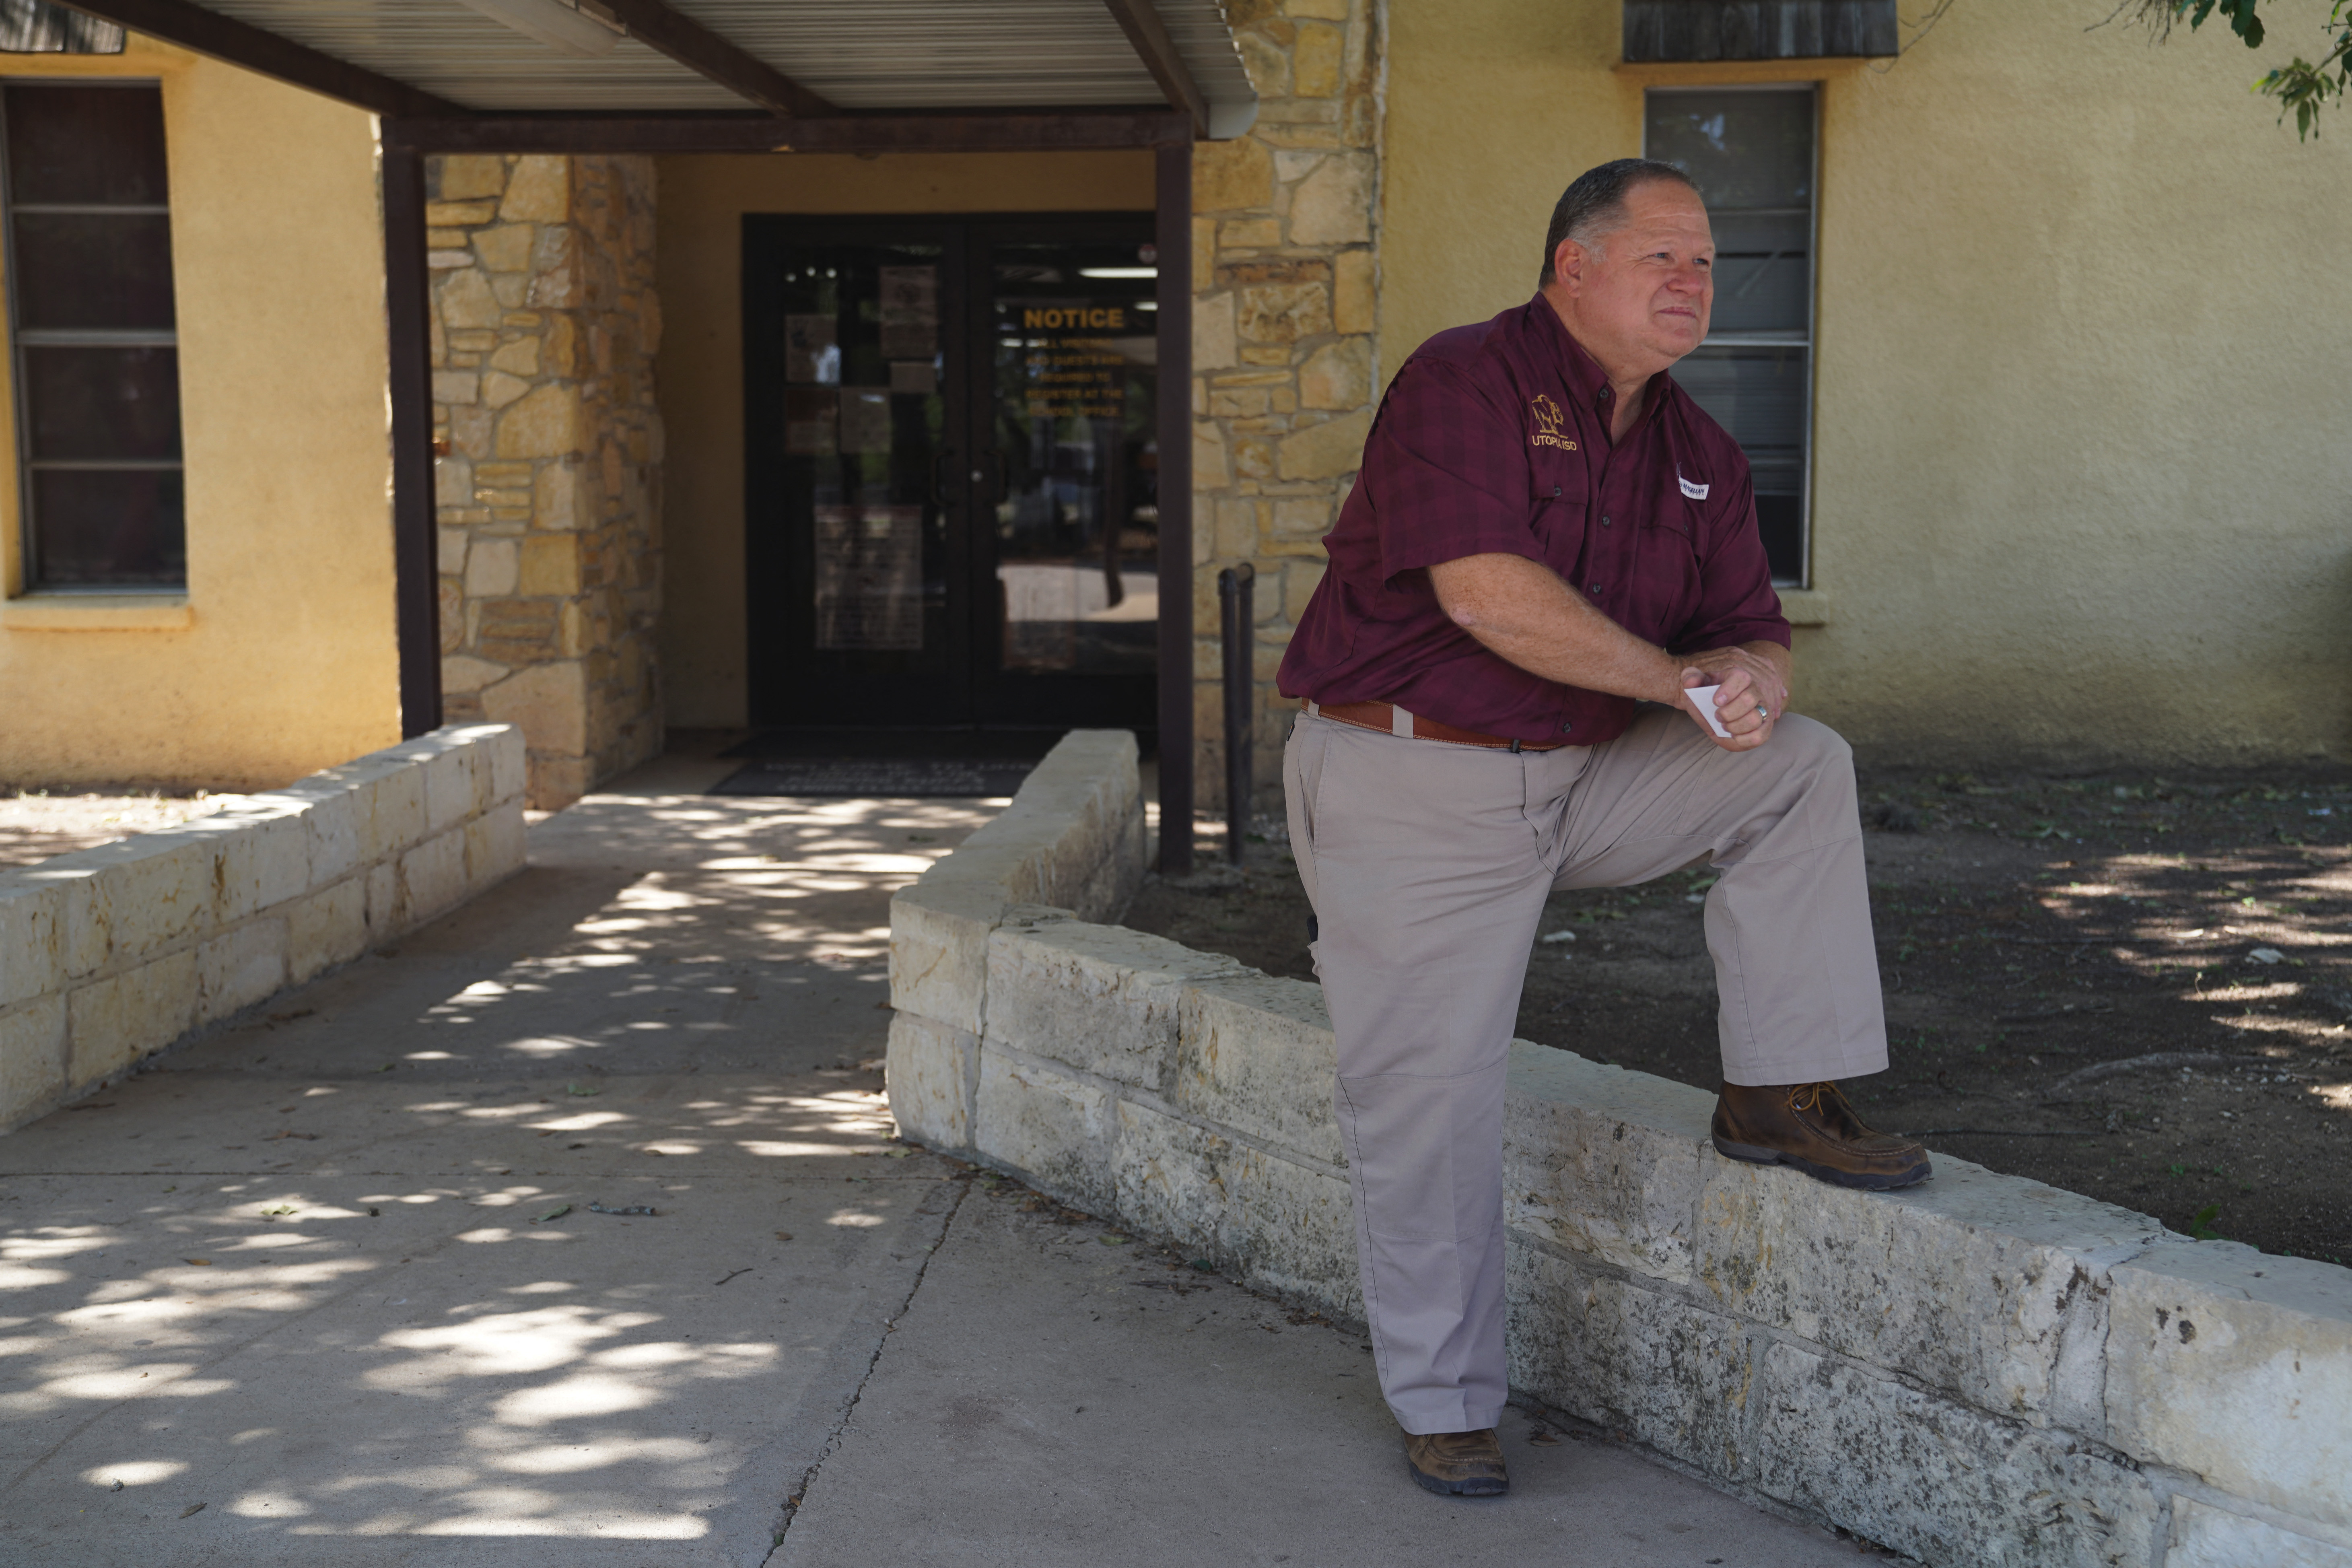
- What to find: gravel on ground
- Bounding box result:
[1127,763,2352,1265]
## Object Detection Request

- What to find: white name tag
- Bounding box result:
[1679,476,1709,501]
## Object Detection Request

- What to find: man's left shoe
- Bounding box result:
[1712,1080,1932,1190]
[1403,1427,1509,1496]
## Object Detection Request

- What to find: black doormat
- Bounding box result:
[708,757,1037,798]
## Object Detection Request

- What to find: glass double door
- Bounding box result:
[743,215,1161,732]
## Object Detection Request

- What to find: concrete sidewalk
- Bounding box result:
[1,750,1855,1565]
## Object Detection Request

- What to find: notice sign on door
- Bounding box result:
[878,266,937,360]
[814,504,923,650]
[786,315,838,384]
[838,388,893,455]
[785,389,837,456]
[1022,344,1127,421]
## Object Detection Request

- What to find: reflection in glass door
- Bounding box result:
[744,223,965,726]
[987,240,1159,686]
[744,216,1159,736]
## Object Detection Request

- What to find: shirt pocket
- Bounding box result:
[1648,472,1705,547]
[1528,482,1588,567]
[1627,509,1705,634]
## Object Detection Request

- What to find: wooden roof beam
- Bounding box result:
[595,0,832,118]
[49,0,463,117]
[1101,0,1206,136]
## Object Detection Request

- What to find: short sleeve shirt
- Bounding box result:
[1276,295,1790,748]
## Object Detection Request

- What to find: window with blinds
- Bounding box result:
[1623,1,1896,63]
[0,0,127,55]
[1645,85,1815,586]
[3,81,184,588]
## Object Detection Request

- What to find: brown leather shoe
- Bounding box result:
[1403,1427,1508,1496]
[1712,1080,1932,1191]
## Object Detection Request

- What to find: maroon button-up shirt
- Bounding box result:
[1277,295,1789,748]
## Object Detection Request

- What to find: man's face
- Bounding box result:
[1548,181,1715,377]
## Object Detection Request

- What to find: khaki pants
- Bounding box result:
[1282,707,1887,1435]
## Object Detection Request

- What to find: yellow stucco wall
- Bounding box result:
[0,41,397,789]
[1379,0,2352,766]
[653,150,1155,728]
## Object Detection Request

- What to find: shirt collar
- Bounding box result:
[1524,292,1674,429]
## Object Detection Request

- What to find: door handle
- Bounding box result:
[932,448,1005,507]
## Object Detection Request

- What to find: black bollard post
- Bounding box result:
[1217,563,1256,868]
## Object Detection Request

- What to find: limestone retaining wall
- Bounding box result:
[887,730,2352,1568]
[0,723,527,1131]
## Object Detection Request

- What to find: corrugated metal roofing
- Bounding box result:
[189,0,1254,124]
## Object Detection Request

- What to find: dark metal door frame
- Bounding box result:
[741,211,1161,736]
[742,215,976,729]
[1152,142,1192,871]
[964,211,1162,734]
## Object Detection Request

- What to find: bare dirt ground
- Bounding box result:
[1128,764,2352,1265]
[0,787,234,870]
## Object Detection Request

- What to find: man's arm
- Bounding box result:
[1427,553,1786,749]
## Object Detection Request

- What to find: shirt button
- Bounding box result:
[1552,486,1561,498]
[1601,515,1612,527]
[1559,721,1573,734]
[1588,583,1601,594]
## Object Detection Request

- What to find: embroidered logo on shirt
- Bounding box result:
[1678,474,1710,501]
[1530,394,1578,451]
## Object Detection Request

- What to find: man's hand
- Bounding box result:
[1676,642,1789,752]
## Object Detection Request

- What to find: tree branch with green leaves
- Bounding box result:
[2131,0,2352,138]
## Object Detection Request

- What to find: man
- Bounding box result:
[1277,159,1929,1500]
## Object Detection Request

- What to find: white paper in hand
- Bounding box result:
[1686,684,1735,740]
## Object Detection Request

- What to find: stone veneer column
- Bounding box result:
[424,154,664,811]
[1190,0,1383,812]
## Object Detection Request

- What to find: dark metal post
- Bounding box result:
[1153,140,1194,874]
[383,142,441,740]
[1218,563,1254,867]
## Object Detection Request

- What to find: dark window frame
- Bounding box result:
[2,76,185,593]
[1644,81,1820,588]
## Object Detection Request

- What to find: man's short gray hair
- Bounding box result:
[1539,158,1699,286]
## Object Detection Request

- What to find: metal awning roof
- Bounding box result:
[54,0,1256,140]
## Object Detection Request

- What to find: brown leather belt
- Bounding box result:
[1300,698,1569,752]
